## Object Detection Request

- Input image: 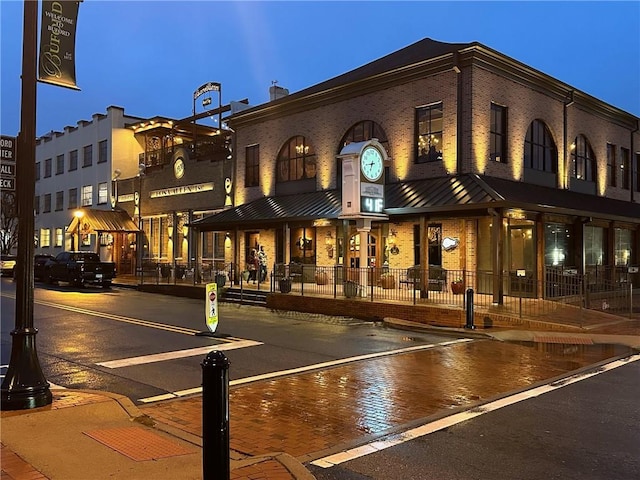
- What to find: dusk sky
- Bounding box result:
[1,1,639,138]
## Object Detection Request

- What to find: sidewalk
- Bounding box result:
[1,388,314,480]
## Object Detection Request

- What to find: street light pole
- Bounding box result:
[74,210,84,250]
[1,0,52,410]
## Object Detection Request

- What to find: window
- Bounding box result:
[83,144,92,167]
[245,145,260,187]
[98,182,108,204]
[68,188,78,209]
[44,158,52,177]
[621,147,630,190]
[490,103,507,162]
[40,228,51,248]
[276,136,317,182]
[524,120,557,172]
[34,195,40,214]
[55,191,64,211]
[614,228,632,266]
[340,120,390,152]
[98,140,107,164]
[56,154,64,175]
[55,228,63,247]
[415,103,443,163]
[43,193,52,213]
[544,223,574,267]
[584,225,605,266]
[35,161,40,180]
[607,143,616,187]
[571,135,596,182]
[69,150,78,171]
[81,185,93,206]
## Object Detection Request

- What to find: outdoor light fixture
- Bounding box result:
[325,231,334,258]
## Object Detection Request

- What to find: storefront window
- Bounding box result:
[614,228,632,266]
[291,227,315,264]
[544,223,574,266]
[584,225,605,266]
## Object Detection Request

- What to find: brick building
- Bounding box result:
[193,38,640,302]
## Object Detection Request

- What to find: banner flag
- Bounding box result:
[38,1,81,90]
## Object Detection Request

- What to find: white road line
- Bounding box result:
[97,340,263,368]
[137,339,473,403]
[311,353,640,468]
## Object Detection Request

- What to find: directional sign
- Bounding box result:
[0,135,16,192]
[1,178,15,191]
[0,136,16,162]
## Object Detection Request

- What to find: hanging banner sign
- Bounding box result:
[38,1,81,90]
[205,283,219,333]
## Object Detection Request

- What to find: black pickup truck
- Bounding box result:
[45,251,116,288]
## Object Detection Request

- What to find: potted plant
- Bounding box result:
[241,270,250,282]
[279,276,292,293]
[344,280,359,298]
[315,268,329,285]
[451,278,465,294]
[379,272,396,289]
[215,272,227,288]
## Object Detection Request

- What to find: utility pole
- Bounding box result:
[1,0,52,410]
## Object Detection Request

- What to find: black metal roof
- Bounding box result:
[191,189,342,230]
[191,174,640,231]
[479,175,640,222]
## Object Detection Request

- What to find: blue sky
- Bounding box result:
[1,0,639,137]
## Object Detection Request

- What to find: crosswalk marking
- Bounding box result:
[137,338,473,403]
[97,340,263,368]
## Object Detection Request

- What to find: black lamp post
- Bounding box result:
[1,0,52,410]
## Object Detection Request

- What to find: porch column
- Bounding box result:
[356,218,371,297]
[420,216,428,298]
[490,208,504,304]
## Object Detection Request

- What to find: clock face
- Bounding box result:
[174,157,185,179]
[361,146,383,182]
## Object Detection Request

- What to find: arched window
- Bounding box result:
[524,120,557,173]
[571,135,596,182]
[338,120,390,155]
[276,136,316,182]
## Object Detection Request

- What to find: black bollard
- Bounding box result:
[464,287,475,329]
[201,351,230,480]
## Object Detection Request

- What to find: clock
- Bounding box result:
[173,157,185,179]
[361,145,383,182]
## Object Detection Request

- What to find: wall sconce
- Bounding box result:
[182,225,189,237]
[325,231,334,258]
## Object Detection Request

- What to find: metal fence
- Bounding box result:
[269,264,637,320]
[135,261,636,319]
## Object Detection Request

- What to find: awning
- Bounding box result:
[191,190,342,231]
[192,174,640,231]
[68,208,140,234]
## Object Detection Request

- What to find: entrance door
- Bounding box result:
[347,231,380,284]
[508,225,535,296]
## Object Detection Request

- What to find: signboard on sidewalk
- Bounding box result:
[205,282,219,333]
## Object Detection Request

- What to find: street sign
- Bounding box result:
[0,135,16,162]
[0,135,16,192]
[0,177,15,191]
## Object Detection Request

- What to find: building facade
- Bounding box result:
[193,38,640,301]
[34,106,143,273]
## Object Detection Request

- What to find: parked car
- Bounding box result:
[44,251,116,288]
[0,254,17,277]
[34,254,55,281]
[8,254,57,281]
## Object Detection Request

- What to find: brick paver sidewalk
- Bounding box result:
[141,340,629,462]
